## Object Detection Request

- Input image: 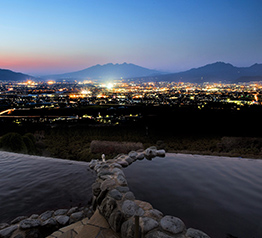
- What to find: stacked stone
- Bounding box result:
[89,147,211,238]
[0,206,93,238]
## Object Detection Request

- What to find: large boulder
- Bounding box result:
[145,230,174,238]
[121,218,141,238]
[20,219,42,229]
[54,209,68,216]
[128,151,138,159]
[139,217,159,234]
[100,178,116,191]
[144,148,157,158]
[121,200,144,218]
[144,209,163,221]
[40,210,54,221]
[186,228,211,238]
[99,197,117,220]
[92,182,101,196]
[160,215,186,235]
[116,174,128,186]
[0,225,18,238]
[156,149,165,157]
[108,189,123,200]
[42,217,57,227]
[109,210,125,233]
[11,216,28,224]
[55,215,70,226]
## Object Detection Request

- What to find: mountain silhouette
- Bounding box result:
[44,63,164,80]
[0,69,35,82]
[1,62,262,83]
[142,62,262,83]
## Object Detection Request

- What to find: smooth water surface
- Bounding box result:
[0,151,95,223]
[124,153,262,238]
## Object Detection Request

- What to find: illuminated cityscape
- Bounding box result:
[0,79,261,126]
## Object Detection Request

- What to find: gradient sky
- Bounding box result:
[1,0,262,76]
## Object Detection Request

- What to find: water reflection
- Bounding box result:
[124,153,262,238]
[0,152,95,223]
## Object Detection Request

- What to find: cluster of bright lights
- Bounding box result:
[26,80,37,85]
[47,80,55,85]
[78,80,93,85]
[80,90,90,95]
[106,83,113,90]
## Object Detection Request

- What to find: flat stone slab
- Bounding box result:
[87,210,110,229]
[76,224,100,238]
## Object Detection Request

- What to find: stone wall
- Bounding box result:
[0,206,93,238]
[89,147,211,238]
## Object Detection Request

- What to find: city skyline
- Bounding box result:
[1,0,262,75]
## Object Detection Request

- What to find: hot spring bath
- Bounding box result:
[124,153,262,238]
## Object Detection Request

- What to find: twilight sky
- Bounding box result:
[1,0,262,76]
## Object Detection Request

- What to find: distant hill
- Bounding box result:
[2,62,262,83]
[0,69,35,82]
[43,63,164,81]
[137,62,262,83]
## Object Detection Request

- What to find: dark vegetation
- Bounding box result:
[42,126,262,160]
[0,132,37,154]
[0,104,261,160]
[90,140,143,155]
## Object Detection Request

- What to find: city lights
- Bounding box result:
[80,90,90,95]
[0,80,261,128]
[47,80,55,85]
[106,83,113,90]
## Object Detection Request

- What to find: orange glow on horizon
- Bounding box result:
[1,53,166,76]
[0,54,104,75]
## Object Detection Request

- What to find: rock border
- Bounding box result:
[0,147,211,238]
[0,206,93,238]
[89,147,211,238]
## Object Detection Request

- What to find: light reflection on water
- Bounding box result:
[124,153,262,238]
[0,151,95,223]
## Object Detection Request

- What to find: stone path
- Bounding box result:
[47,209,119,238]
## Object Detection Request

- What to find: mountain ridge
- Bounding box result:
[1,62,262,83]
[142,62,262,83]
[43,62,164,80]
[0,68,35,82]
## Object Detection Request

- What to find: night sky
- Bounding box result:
[1,0,262,75]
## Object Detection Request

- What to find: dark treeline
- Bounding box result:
[0,104,261,160]
[140,104,262,137]
[2,103,261,137]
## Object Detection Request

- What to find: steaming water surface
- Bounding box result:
[124,153,262,238]
[0,151,95,223]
